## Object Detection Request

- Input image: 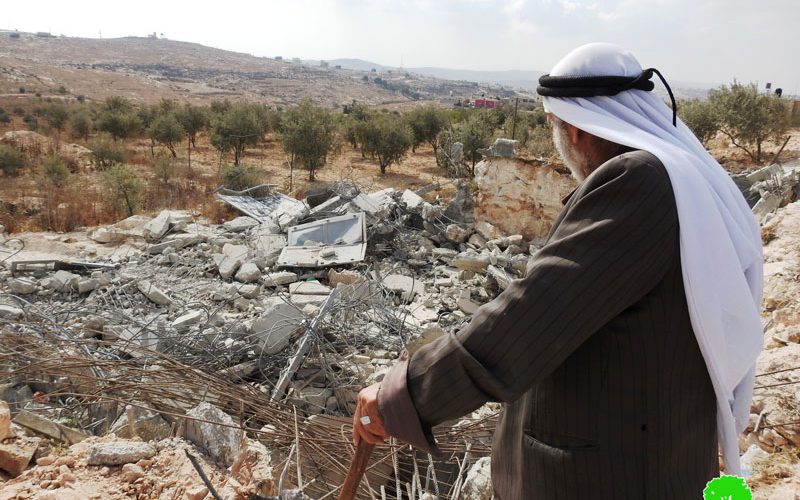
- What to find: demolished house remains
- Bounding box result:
[1,142,799,498]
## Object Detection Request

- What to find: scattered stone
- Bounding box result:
[235,262,262,283]
[0,436,40,476]
[86,441,156,466]
[137,280,173,306]
[486,265,512,290]
[121,462,145,482]
[7,278,38,295]
[184,402,241,467]
[0,305,24,320]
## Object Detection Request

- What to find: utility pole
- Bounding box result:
[511,97,519,139]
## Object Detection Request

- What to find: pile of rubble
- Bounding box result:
[0,180,525,498]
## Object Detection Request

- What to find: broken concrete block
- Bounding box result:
[475,221,505,241]
[218,243,249,279]
[89,227,126,244]
[445,224,472,244]
[327,269,363,287]
[184,402,241,467]
[172,310,205,329]
[458,290,481,315]
[44,270,80,292]
[0,305,23,320]
[223,216,259,233]
[753,192,782,223]
[421,203,443,222]
[136,280,172,306]
[13,411,89,444]
[7,278,39,295]
[237,284,261,299]
[401,190,426,211]
[383,274,426,301]
[468,233,488,249]
[272,198,310,231]
[289,281,331,295]
[86,441,156,466]
[289,294,330,307]
[0,384,33,416]
[461,456,492,500]
[0,435,40,476]
[264,271,298,287]
[0,401,10,441]
[146,235,203,255]
[251,303,305,355]
[235,262,262,283]
[110,405,171,442]
[143,210,172,240]
[77,278,99,294]
[453,252,492,273]
[487,265,512,291]
[253,233,287,265]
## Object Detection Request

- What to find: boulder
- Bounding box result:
[235,262,262,283]
[7,278,38,295]
[251,303,305,355]
[184,402,241,467]
[86,441,156,466]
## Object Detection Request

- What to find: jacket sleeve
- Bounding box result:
[378,153,679,454]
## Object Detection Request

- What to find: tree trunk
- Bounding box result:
[169,145,177,158]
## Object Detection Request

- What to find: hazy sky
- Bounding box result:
[4,0,799,92]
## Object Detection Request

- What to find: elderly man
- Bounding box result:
[353,43,763,499]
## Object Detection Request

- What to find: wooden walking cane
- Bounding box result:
[338,441,375,500]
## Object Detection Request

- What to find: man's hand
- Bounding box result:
[352,383,388,446]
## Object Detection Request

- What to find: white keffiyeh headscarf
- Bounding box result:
[539,43,763,475]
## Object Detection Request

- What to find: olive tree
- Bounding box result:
[406,105,447,156]
[679,99,719,146]
[361,113,413,174]
[708,81,790,163]
[277,101,339,181]
[210,102,268,165]
[148,112,185,157]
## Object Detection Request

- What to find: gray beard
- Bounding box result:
[552,122,591,181]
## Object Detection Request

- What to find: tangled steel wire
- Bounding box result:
[0,307,495,499]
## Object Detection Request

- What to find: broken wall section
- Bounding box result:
[474,157,576,241]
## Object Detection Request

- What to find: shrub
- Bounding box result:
[147,112,185,157]
[527,125,556,159]
[0,145,27,176]
[89,134,126,169]
[57,85,68,94]
[69,109,92,140]
[22,114,38,130]
[41,155,70,186]
[102,165,143,217]
[18,87,25,94]
[0,111,10,124]
[154,154,177,185]
[220,163,263,191]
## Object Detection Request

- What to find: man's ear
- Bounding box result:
[565,122,582,145]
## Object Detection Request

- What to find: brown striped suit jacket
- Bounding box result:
[378,150,719,499]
